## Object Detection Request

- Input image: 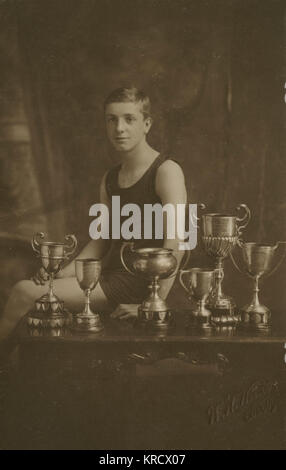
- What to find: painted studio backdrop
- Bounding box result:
[0,0,285,312]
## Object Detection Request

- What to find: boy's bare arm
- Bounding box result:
[155,160,188,299]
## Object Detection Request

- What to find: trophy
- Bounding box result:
[231,241,286,329]
[120,244,178,329]
[200,204,251,325]
[28,232,77,328]
[72,258,104,333]
[179,268,218,330]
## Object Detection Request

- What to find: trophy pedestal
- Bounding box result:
[27,324,69,337]
[137,306,174,330]
[27,294,71,329]
[35,292,65,313]
[136,279,175,330]
[240,303,271,330]
[207,294,240,326]
[209,308,240,326]
[187,304,213,331]
[27,311,71,329]
[187,316,213,332]
[72,313,104,333]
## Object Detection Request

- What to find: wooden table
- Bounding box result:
[0,310,285,450]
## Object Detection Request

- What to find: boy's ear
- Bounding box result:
[144,116,153,134]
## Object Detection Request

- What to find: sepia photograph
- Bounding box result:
[0,0,285,451]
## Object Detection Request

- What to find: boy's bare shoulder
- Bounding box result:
[156,159,185,180]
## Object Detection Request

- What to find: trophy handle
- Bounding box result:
[196,203,206,224]
[180,248,191,270]
[229,243,247,276]
[31,232,45,255]
[64,234,78,258]
[265,241,286,278]
[179,269,192,295]
[120,242,135,276]
[236,204,251,235]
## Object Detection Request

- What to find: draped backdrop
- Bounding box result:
[0,0,285,308]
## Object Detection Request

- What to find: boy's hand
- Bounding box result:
[31,267,67,285]
[31,267,49,285]
[110,304,139,320]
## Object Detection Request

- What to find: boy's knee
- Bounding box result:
[11,280,35,303]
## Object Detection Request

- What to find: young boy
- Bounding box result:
[0,87,187,340]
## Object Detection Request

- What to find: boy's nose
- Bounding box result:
[116,119,125,133]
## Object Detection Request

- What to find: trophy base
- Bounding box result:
[34,295,65,314]
[210,309,241,326]
[187,308,213,331]
[207,296,240,326]
[71,313,104,333]
[27,310,71,329]
[187,319,213,335]
[239,303,271,330]
[27,325,70,337]
[212,325,237,336]
[137,306,174,330]
[207,293,236,311]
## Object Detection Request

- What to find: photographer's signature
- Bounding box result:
[207,379,279,425]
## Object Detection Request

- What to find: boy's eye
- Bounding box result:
[126,116,135,123]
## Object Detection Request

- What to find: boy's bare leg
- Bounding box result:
[0,277,111,342]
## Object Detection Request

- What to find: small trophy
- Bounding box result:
[231,241,286,329]
[72,258,104,333]
[120,244,178,329]
[28,232,77,329]
[179,268,218,330]
[200,204,251,325]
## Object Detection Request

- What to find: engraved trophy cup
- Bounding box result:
[28,232,77,328]
[120,244,179,329]
[231,241,286,329]
[72,258,104,333]
[201,204,251,325]
[179,268,218,330]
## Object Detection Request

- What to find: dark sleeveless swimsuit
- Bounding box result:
[99,154,178,307]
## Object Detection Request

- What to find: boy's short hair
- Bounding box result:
[104,87,151,119]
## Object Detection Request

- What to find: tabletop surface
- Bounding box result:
[15,309,286,345]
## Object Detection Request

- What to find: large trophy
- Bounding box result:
[72,258,104,333]
[120,244,178,329]
[28,232,77,329]
[231,241,286,329]
[201,204,251,325]
[179,268,218,330]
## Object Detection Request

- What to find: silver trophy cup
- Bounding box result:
[180,267,218,330]
[28,232,77,329]
[72,258,104,333]
[120,243,179,329]
[200,204,251,325]
[231,241,286,329]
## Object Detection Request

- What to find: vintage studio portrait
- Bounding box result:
[0,0,285,450]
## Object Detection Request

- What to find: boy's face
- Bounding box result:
[105,101,152,152]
